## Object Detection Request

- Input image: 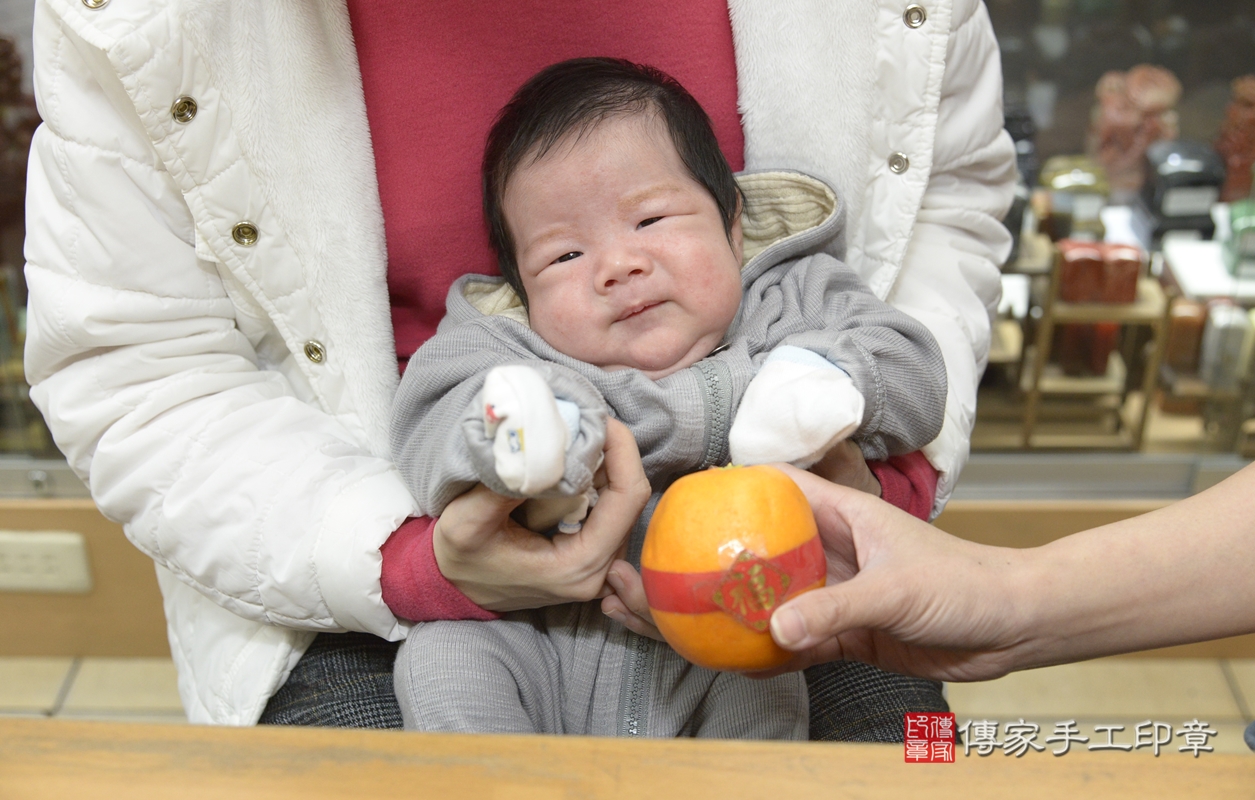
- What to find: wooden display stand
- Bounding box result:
[1021,256,1169,449]
[1157,237,1255,448]
[1010,231,1056,276]
[987,319,1024,368]
[1159,362,1246,448]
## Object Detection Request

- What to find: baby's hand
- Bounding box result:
[809,439,882,498]
[481,365,571,495]
[729,346,864,468]
[601,560,665,642]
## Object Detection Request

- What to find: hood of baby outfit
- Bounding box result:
[735,170,843,285]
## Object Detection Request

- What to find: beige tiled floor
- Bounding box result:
[59,657,184,721]
[1226,659,1255,715]
[1,655,1253,756]
[0,657,185,725]
[0,657,74,714]
[947,657,1255,756]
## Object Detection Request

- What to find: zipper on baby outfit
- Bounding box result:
[693,358,733,469]
[617,630,654,736]
[617,358,731,736]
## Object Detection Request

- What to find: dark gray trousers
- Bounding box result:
[259,631,947,740]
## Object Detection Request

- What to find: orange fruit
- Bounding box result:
[641,464,825,671]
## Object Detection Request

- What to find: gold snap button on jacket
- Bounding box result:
[83,0,109,7]
[231,222,259,246]
[171,96,198,123]
[303,341,326,364]
[903,4,927,28]
[888,152,910,174]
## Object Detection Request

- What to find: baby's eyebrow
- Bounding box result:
[617,184,684,215]
[519,225,575,258]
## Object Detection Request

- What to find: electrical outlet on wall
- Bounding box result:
[0,530,93,593]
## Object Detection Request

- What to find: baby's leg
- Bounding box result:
[686,670,809,740]
[393,614,565,733]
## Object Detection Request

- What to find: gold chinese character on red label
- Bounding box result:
[711,550,792,632]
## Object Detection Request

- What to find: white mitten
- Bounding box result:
[728,346,865,468]
[482,366,597,533]
[482,365,570,495]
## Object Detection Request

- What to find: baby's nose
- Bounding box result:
[602,266,646,289]
[599,248,651,289]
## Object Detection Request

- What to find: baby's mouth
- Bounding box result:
[616,301,662,322]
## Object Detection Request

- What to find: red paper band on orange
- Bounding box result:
[641,537,825,615]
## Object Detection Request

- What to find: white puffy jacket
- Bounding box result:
[24,0,1014,724]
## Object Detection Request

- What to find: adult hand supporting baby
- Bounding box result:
[434,418,650,612]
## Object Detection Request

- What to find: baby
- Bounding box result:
[389,58,947,737]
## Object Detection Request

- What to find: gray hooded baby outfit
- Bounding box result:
[389,171,947,738]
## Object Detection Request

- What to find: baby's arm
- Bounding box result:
[729,254,948,465]
[391,326,607,523]
[728,345,863,468]
[465,365,606,533]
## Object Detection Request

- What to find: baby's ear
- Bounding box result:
[729,202,745,266]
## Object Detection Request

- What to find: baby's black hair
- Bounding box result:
[482,57,741,307]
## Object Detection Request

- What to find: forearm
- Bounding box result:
[390,357,493,515]
[25,133,413,636]
[30,352,416,633]
[380,517,500,622]
[392,343,548,513]
[392,349,608,513]
[1009,463,1255,668]
[770,258,949,459]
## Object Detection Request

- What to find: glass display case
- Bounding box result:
[980,0,1255,457]
[0,15,49,461]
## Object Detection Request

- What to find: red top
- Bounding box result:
[346,2,938,622]
[346,0,745,367]
[869,453,939,522]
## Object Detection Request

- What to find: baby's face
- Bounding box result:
[503,113,743,380]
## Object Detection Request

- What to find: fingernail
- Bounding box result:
[606,568,624,592]
[603,607,623,622]
[771,608,807,648]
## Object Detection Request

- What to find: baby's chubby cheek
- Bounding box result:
[528,302,604,361]
[703,271,744,331]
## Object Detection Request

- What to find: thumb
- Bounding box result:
[770,573,897,651]
[441,483,525,548]
[469,481,526,516]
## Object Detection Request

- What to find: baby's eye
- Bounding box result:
[554,251,582,264]
[637,216,663,229]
